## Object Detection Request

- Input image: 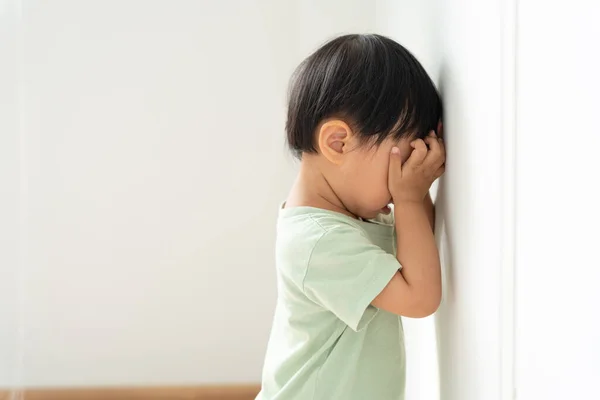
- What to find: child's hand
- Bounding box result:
[388,131,445,203]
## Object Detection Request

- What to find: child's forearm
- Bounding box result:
[423,192,435,231]
[394,201,441,309]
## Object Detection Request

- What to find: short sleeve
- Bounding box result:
[302,223,401,332]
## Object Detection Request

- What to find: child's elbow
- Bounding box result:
[412,291,442,318]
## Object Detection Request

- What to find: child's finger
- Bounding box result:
[434,164,446,179]
[424,134,440,152]
[405,139,428,167]
[423,133,444,169]
[389,146,403,172]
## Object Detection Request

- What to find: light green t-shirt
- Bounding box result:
[257,206,405,400]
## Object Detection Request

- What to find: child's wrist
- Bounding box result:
[392,197,427,207]
[393,200,426,214]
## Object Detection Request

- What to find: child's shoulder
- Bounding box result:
[277,206,364,238]
[277,206,394,243]
[275,207,366,284]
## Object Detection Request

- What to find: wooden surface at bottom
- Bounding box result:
[0,385,261,400]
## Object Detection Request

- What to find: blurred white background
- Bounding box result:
[1,1,599,400]
[0,0,382,388]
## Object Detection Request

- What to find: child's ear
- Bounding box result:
[317,119,354,165]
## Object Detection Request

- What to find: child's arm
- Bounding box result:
[422,120,442,230]
[424,192,435,231]
[372,133,445,318]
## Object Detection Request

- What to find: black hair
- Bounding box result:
[286,34,442,158]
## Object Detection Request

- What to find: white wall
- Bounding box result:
[515,1,600,399]
[0,0,22,388]
[401,1,600,399]
[1,0,375,387]
[434,0,509,399]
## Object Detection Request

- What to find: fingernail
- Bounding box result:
[391,147,400,155]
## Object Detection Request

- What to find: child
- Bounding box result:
[257,34,445,400]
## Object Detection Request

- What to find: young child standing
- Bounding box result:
[257,34,445,400]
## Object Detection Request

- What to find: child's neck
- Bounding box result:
[285,156,357,219]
